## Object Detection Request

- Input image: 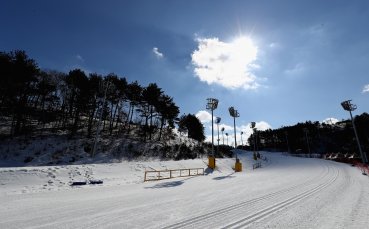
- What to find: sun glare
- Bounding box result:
[191,35,259,89]
[230,36,258,62]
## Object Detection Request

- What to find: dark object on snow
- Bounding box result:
[71,181,87,186]
[24,156,34,163]
[89,180,103,184]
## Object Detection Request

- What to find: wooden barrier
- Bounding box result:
[144,168,205,182]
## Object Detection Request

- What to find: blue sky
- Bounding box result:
[1,0,369,144]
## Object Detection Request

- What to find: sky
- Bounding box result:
[1,0,369,145]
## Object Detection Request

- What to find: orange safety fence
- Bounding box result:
[355,162,369,175]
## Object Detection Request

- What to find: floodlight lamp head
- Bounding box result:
[206,98,219,110]
[251,122,256,128]
[215,117,221,124]
[229,106,239,117]
[341,100,357,111]
[221,127,225,131]
[228,106,234,116]
[241,131,244,135]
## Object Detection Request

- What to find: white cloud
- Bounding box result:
[195,110,212,123]
[76,55,84,62]
[254,121,272,131]
[238,121,272,144]
[152,47,164,58]
[218,123,233,131]
[205,121,272,146]
[362,84,369,93]
[322,118,339,125]
[191,36,259,90]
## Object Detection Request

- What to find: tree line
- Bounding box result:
[247,114,369,158]
[0,50,205,144]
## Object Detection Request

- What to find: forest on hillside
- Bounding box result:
[0,50,210,160]
[247,116,369,160]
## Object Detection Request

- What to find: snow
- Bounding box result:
[1,150,369,228]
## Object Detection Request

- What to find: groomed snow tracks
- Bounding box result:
[163,164,339,229]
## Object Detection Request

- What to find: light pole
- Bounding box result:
[241,131,244,146]
[221,127,225,145]
[229,107,240,149]
[206,98,219,156]
[206,98,218,169]
[226,133,229,145]
[341,100,367,163]
[229,107,242,172]
[229,106,239,156]
[251,122,256,152]
[215,117,221,154]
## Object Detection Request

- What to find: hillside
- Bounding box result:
[0,128,213,168]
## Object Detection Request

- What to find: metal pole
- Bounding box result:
[217,123,220,153]
[233,116,238,159]
[233,116,237,148]
[211,109,214,156]
[349,110,367,163]
[253,129,256,152]
[241,133,243,146]
[222,130,224,145]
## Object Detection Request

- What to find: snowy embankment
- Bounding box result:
[1,151,369,228]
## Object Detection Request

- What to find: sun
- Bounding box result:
[230,36,258,63]
[192,35,259,89]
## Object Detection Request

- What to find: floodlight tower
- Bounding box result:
[229,107,239,150]
[241,131,244,146]
[221,127,225,145]
[206,98,219,169]
[206,98,218,155]
[229,107,242,172]
[251,122,256,152]
[215,117,221,153]
[229,107,240,149]
[341,100,367,163]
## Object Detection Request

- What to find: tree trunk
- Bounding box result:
[127,104,134,134]
[87,106,96,138]
[158,116,165,141]
[149,106,153,140]
[110,103,118,135]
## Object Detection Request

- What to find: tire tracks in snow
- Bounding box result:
[162,164,335,229]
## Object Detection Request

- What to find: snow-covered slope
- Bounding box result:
[1,151,368,228]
